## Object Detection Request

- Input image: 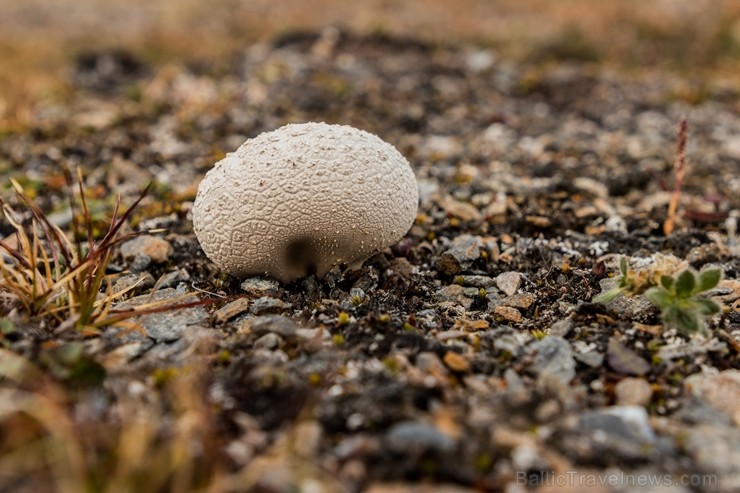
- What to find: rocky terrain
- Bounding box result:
[1,27,739,493]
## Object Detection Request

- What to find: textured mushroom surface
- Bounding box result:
[193,122,419,282]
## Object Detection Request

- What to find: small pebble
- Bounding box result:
[607,338,651,376]
[249,315,298,338]
[495,271,521,296]
[436,235,482,275]
[684,370,740,426]
[254,333,282,349]
[385,420,456,454]
[434,285,473,309]
[213,298,251,324]
[249,297,292,315]
[442,351,470,372]
[530,336,576,386]
[500,293,535,309]
[493,305,522,322]
[615,377,653,406]
[120,235,173,264]
[240,277,280,297]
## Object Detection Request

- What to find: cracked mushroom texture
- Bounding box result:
[192,122,419,283]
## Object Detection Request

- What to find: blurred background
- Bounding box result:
[2,0,740,128]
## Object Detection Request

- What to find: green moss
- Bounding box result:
[337,311,350,326]
[331,334,345,346]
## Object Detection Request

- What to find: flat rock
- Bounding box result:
[454,275,496,288]
[436,235,482,275]
[529,336,576,386]
[213,298,251,324]
[574,350,604,368]
[684,370,740,426]
[434,284,473,309]
[241,277,280,297]
[607,338,651,376]
[496,271,522,296]
[112,288,208,343]
[500,293,535,309]
[154,268,190,290]
[254,333,282,349]
[249,315,298,338]
[493,305,522,322]
[249,297,292,315]
[683,424,740,493]
[112,272,155,295]
[615,377,653,406]
[574,406,658,461]
[385,420,456,454]
[120,234,173,267]
[442,351,470,372]
[599,278,656,322]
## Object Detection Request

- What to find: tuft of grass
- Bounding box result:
[0,167,207,335]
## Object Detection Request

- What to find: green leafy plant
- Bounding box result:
[593,254,688,303]
[593,256,636,303]
[594,256,723,336]
[644,267,722,336]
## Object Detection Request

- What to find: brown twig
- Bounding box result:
[663,116,688,235]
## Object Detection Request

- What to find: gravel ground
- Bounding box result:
[1,29,739,493]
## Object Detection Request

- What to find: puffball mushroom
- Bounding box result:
[192,122,419,283]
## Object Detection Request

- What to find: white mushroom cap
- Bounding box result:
[193,122,419,283]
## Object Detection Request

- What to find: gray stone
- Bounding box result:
[385,421,456,454]
[249,315,298,338]
[213,298,251,324]
[493,331,527,357]
[120,234,173,271]
[684,370,740,426]
[112,272,155,295]
[415,352,448,376]
[113,287,208,343]
[683,424,740,493]
[615,377,653,406]
[599,278,656,322]
[607,338,651,376]
[496,271,522,296]
[249,297,292,315]
[240,277,280,297]
[549,317,575,337]
[254,333,282,349]
[434,284,473,309]
[573,406,659,462]
[455,275,496,288]
[580,406,655,444]
[574,350,604,368]
[155,268,190,290]
[436,235,482,275]
[529,336,576,386]
[500,293,534,309]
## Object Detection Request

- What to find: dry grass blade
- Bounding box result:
[0,167,212,333]
[663,115,688,236]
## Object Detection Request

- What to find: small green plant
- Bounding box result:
[594,256,723,336]
[593,254,687,303]
[643,267,722,336]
